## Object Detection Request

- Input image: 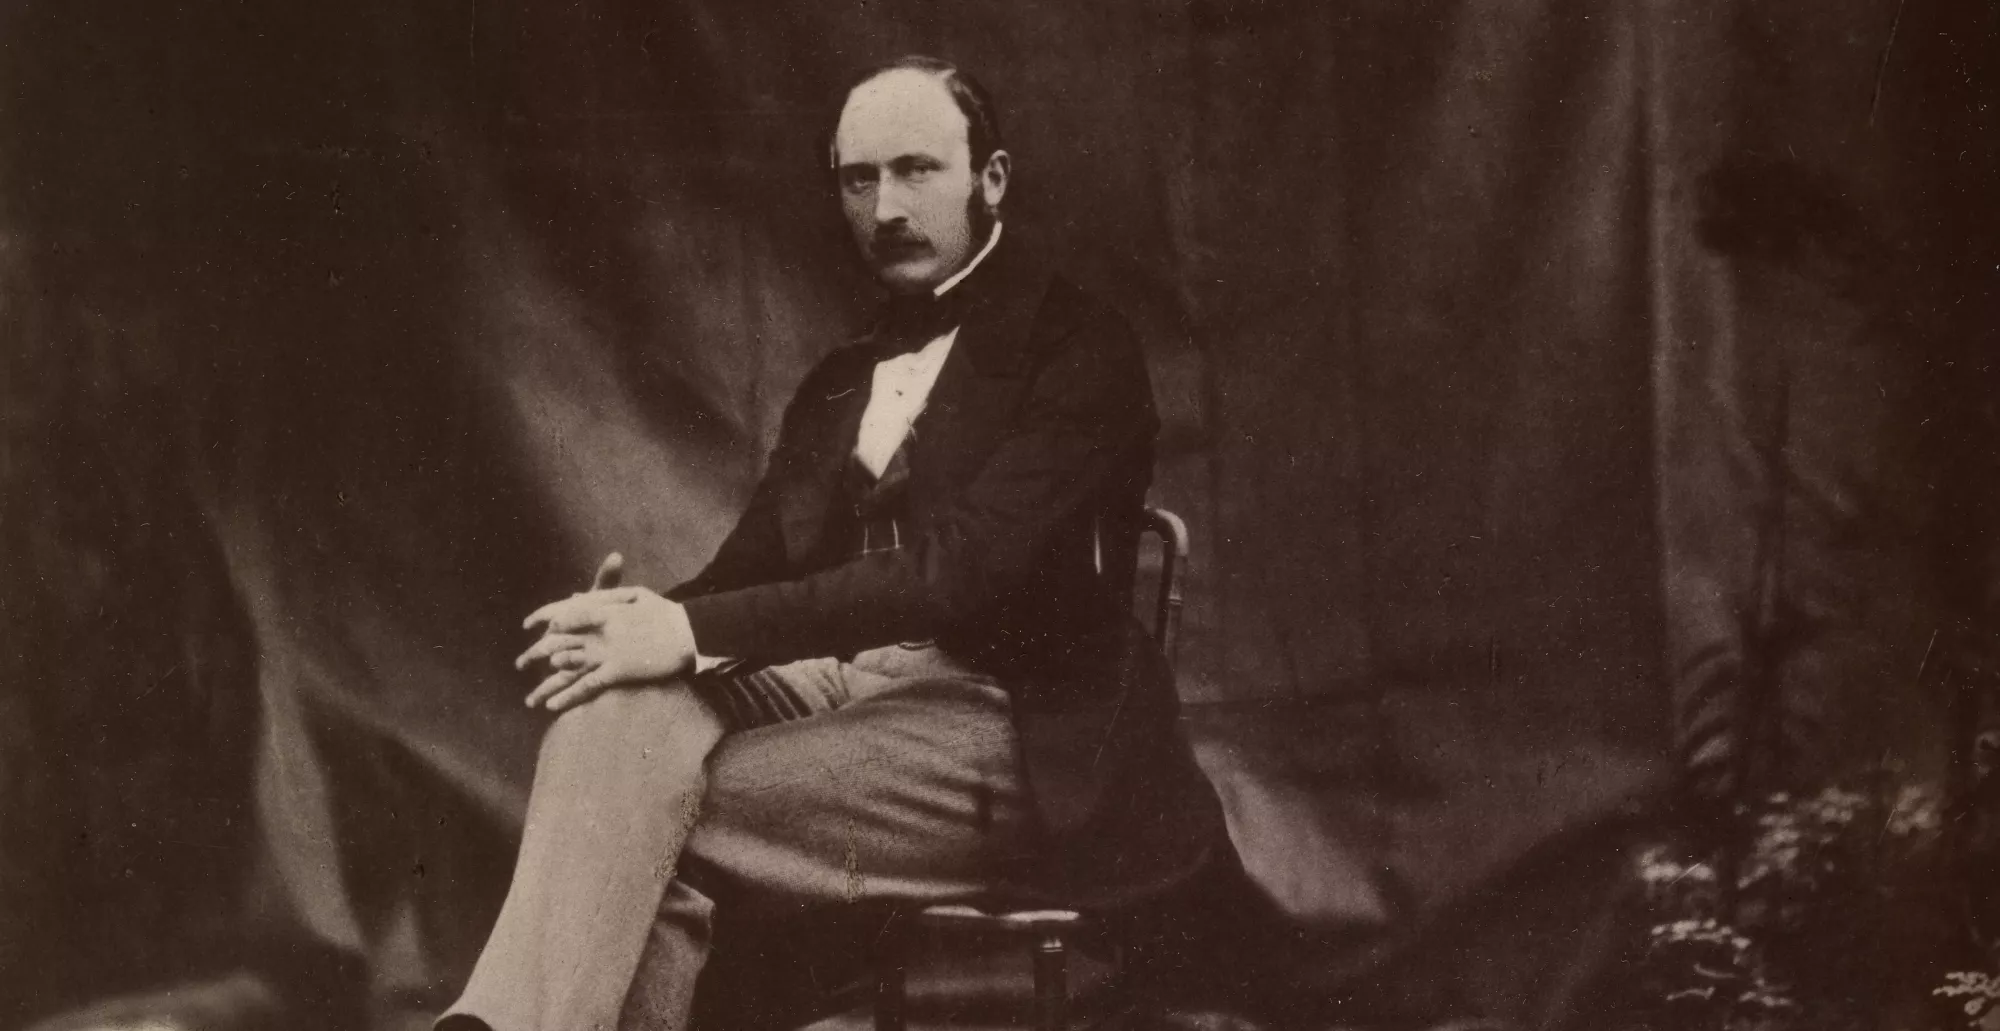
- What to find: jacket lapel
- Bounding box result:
[776,356,872,564]
[909,234,1053,499]
[774,233,1052,562]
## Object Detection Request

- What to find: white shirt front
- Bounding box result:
[851,223,1002,479]
[854,336,954,478]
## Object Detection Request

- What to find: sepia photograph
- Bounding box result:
[1,2,1996,1030]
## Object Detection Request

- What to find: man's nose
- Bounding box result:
[873,177,911,224]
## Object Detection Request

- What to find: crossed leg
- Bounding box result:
[440,682,727,1031]
[440,648,1029,1031]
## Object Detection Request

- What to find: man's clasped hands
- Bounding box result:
[515,553,699,713]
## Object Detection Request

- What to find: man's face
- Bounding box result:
[833,70,1007,294]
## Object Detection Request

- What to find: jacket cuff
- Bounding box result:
[682,590,762,663]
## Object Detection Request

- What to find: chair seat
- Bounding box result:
[916,904,1087,931]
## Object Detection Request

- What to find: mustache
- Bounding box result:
[871,227,930,249]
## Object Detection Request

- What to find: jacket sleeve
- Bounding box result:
[680,310,1155,664]
[663,473,785,603]
[688,309,1160,663]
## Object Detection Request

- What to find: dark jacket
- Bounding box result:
[669,234,1227,907]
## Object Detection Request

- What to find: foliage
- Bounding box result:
[1624,770,2000,1031]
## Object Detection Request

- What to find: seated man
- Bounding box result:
[441,55,1227,1031]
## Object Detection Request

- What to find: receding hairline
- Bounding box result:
[825,56,1004,175]
[829,67,974,168]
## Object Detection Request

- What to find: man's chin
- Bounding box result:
[872,256,943,294]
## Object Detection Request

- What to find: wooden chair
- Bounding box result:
[872,506,1190,1031]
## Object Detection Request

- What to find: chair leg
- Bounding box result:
[1033,933,1068,1031]
[875,934,908,1031]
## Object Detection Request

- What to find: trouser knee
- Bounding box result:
[536,681,719,770]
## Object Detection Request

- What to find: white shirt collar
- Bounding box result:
[932,222,1002,298]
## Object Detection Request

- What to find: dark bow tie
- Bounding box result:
[863,290,967,360]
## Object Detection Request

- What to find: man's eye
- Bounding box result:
[840,169,876,192]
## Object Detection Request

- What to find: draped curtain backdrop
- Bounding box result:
[2,0,1992,1023]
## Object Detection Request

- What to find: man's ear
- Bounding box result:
[980,150,1011,210]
